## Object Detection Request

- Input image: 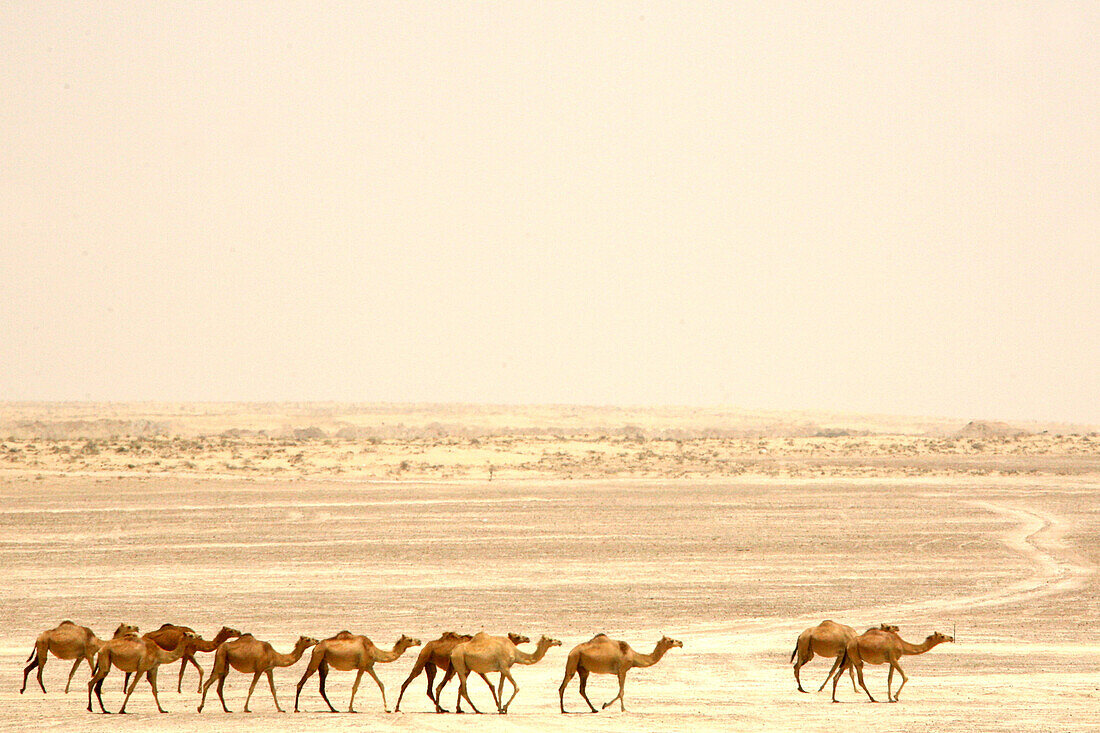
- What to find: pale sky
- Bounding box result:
[2,2,1097,422]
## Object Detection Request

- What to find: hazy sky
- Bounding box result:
[3,2,1097,422]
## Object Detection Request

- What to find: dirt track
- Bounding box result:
[1,474,1097,731]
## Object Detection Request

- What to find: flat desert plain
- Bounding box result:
[0,405,1097,731]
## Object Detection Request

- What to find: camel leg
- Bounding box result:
[578,668,598,713]
[817,655,841,692]
[364,665,388,712]
[122,671,130,693]
[91,673,110,713]
[198,670,216,712]
[891,662,909,701]
[434,668,456,712]
[854,663,876,702]
[179,655,203,693]
[484,672,503,710]
[21,654,41,694]
[64,656,84,694]
[349,669,364,712]
[794,650,811,693]
[118,666,144,714]
[35,651,48,693]
[147,669,167,713]
[558,659,576,713]
[394,660,424,712]
[499,669,521,714]
[215,671,231,712]
[294,664,316,712]
[850,662,859,692]
[455,672,480,714]
[602,670,628,712]
[266,669,284,712]
[243,671,262,712]
[496,673,507,713]
[887,664,894,701]
[317,662,338,713]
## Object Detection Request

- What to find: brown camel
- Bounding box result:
[832,628,954,703]
[198,633,318,713]
[21,621,138,694]
[790,620,899,693]
[124,624,242,693]
[86,630,198,713]
[293,631,420,713]
[394,631,531,712]
[558,633,682,713]
[450,633,561,714]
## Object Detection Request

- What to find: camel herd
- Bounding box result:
[791,619,954,702]
[21,617,953,714]
[21,621,682,714]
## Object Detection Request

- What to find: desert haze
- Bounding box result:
[1,403,1097,731]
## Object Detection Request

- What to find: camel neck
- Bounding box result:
[900,637,940,655]
[514,640,553,665]
[272,643,309,668]
[633,643,672,668]
[375,641,411,663]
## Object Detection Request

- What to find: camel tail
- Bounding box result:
[790,643,797,664]
[26,645,37,663]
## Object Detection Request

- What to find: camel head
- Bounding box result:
[879,623,900,633]
[658,635,684,650]
[508,633,531,645]
[441,631,465,640]
[537,635,563,650]
[296,636,321,651]
[395,634,421,651]
[220,626,243,637]
[928,631,954,645]
[114,623,140,638]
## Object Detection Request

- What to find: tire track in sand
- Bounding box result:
[685,500,1095,649]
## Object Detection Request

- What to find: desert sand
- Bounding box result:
[1,404,1097,731]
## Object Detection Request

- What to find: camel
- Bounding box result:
[831,628,954,703]
[558,633,682,713]
[86,630,198,713]
[293,631,420,713]
[123,624,242,693]
[450,633,561,714]
[21,621,138,694]
[790,620,899,693]
[394,631,531,713]
[198,633,319,713]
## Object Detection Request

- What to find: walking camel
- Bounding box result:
[86,630,199,713]
[22,621,138,695]
[198,633,319,713]
[450,633,561,714]
[558,633,682,713]
[293,631,420,713]
[831,628,954,702]
[394,631,530,713]
[124,624,241,693]
[790,620,899,693]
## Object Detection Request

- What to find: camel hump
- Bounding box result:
[591,633,609,641]
[60,619,75,625]
[158,623,174,629]
[335,630,355,639]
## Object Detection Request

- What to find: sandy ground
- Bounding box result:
[1,472,1098,731]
